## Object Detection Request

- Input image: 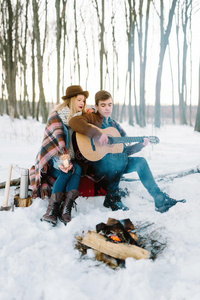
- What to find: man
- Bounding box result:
[69,90,186,213]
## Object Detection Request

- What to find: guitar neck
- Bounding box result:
[108,136,144,144]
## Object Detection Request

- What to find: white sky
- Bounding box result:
[1,0,200,107]
[45,0,200,107]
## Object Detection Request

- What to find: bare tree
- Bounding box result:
[168,44,175,124]
[62,0,67,94]
[31,29,36,119]
[189,0,192,125]
[55,0,62,103]
[1,0,22,120]
[125,0,136,126]
[110,0,119,120]
[120,70,128,123]
[32,0,48,123]
[92,0,105,89]
[74,0,80,83]
[80,9,89,89]
[154,0,177,128]
[137,0,151,127]
[194,59,200,131]
[179,0,192,125]
[55,0,67,102]
[21,0,30,119]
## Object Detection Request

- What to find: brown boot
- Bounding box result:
[41,192,65,226]
[59,190,79,225]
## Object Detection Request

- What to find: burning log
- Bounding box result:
[77,230,150,260]
[76,218,166,268]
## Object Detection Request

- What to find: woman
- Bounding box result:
[30,85,89,226]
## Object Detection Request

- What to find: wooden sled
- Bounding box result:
[78,175,107,197]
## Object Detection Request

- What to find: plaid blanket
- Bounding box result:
[29,112,67,199]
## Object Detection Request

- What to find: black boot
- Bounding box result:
[59,190,79,225]
[103,193,129,211]
[154,192,186,213]
[41,192,65,226]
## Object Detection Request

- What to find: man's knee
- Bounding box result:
[134,157,149,172]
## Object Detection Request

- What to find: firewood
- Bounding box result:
[79,231,150,260]
[93,249,121,269]
[106,217,138,242]
[0,178,21,189]
[14,195,32,207]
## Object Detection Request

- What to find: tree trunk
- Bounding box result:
[31,33,36,119]
[74,0,80,83]
[100,0,105,89]
[138,0,151,127]
[126,0,136,126]
[32,0,48,123]
[155,0,177,128]
[194,59,200,132]
[179,0,190,125]
[168,44,175,124]
[80,9,89,89]
[62,0,67,95]
[2,0,20,120]
[22,0,30,119]
[56,0,62,103]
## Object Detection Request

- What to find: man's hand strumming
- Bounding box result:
[98,134,108,146]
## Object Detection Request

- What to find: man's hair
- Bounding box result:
[95,90,112,106]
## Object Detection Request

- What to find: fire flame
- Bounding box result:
[109,234,122,243]
[127,229,138,242]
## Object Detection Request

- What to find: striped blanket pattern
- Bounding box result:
[29,112,67,199]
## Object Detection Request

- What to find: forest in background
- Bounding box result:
[1,0,200,130]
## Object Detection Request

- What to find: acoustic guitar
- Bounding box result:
[72,126,159,162]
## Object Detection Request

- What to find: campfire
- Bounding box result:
[76,218,166,269]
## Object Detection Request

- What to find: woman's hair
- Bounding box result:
[55,95,86,122]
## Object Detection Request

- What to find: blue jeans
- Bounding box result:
[124,157,160,197]
[49,160,82,193]
[87,153,128,195]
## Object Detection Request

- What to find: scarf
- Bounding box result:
[57,106,82,126]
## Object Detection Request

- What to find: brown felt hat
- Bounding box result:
[62,85,89,100]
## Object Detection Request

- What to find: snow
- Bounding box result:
[0,115,200,300]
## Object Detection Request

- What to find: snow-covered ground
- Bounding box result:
[0,115,200,300]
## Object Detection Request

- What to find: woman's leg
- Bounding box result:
[65,161,82,192]
[49,167,71,193]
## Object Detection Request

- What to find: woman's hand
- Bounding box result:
[86,107,95,114]
[59,154,72,173]
[59,154,70,168]
[59,162,73,173]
